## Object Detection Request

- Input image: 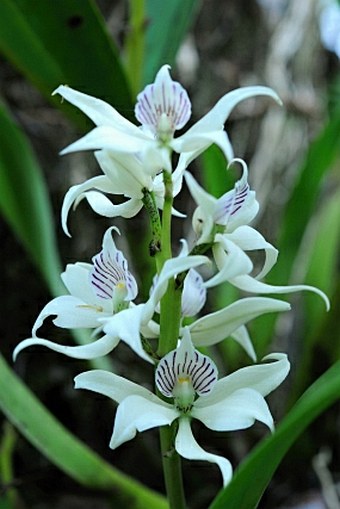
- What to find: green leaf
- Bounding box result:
[275,110,340,281]
[0,0,133,123]
[0,354,168,509]
[288,187,340,397]
[0,423,19,509]
[125,0,146,96]
[0,102,63,296]
[143,0,201,85]
[255,110,340,355]
[200,144,236,197]
[297,186,340,338]
[0,101,113,371]
[209,359,340,509]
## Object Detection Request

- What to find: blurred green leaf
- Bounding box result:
[0,354,168,509]
[143,0,201,85]
[276,111,340,281]
[0,102,112,372]
[0,102,63,296]
[290,185,340,397]
[255,110,340,355]
[125,0,146,96]
[298,185,340,338]
[0,0,133,123]
[200,144,236,197]
[209,359,340,509]
[0,423,19,509]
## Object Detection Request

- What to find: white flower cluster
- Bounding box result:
[14,66,329,486]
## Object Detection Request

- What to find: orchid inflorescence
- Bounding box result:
[14,65,329,493]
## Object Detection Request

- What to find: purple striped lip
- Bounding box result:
[214,180,249,225]
[155,348,218,398]
[135,78,191,134]
[90,249,135,300]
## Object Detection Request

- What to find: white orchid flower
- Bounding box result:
[101,254,209,354]
[12,227,150,362]
[61,150,185,236]
[185,160,330,310]
[54,65,280,168]
[13,226,209,363]
[54,66,280,232]
[74,328,290,486]
[148,240,291,361]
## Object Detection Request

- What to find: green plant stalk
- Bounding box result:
[142,188,162,257]
[159,423,186,509]
[156,169,187,509]
[158,169,182,355]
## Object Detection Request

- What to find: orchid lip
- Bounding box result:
[155,330,218,400]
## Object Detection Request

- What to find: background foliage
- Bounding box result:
[1,1,339,508]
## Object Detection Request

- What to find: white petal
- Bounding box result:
[185,86,281,135]
[214,159,259,229]
[230,274,330,311]
[135,65,191,133]
[31,295,109,333]
[181,269,206,317]
[172,86,281,162]
[184,171,216,243]
[60,126,152,156]
[53,85,139,134]
[13,333,119,361]
[61,175,114,236]
[204,237,253,288]
[226,226,278,279]
[83,192,143,219]
[143,255,210,323]
[102,305,153,363]
[153,174,186,217]
[173,129,234,163]
[95,150,151,197]
[75,369,157,402]
[175,418,233,487]
[172,161,186,197]
[140,318,160,338]
[61,263,96,303]
[230,326,256,361]
[110,395,178,449]
[195,353,290,407]
[192,387,274,431]
[189,297,290,349]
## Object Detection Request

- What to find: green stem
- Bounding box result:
[157,279,182,357]
[142,188,162,257]
[155,169,187,508]
[158,169,182,356]
[159,424,186,509]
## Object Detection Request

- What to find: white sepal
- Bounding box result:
[230,275,330,311]
[195,353,290,408]
[110,395,178,449]
[175,418,233,487]
[13,334,119,361]
[189,297,290,350]
[204,237,253,288]
[194,386,274,433]
[226,225,278,280]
